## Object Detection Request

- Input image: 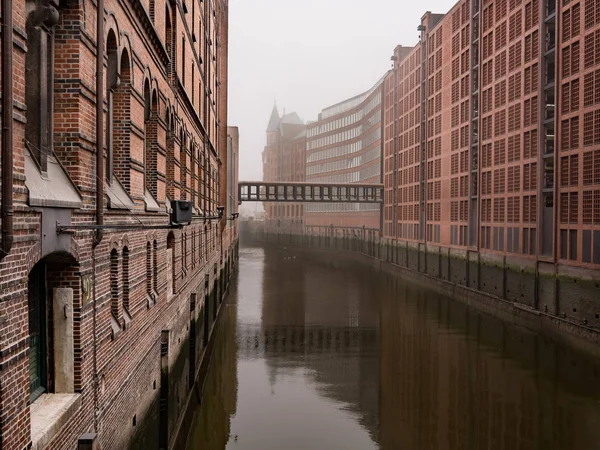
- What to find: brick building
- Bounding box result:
[557,0,600,266]
[262,105,306,232]
[383,0,600,322]
[0,0,237,449]
[305,79,385,229]
[227,126,240,238]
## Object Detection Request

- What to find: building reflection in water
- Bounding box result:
[186,246,600,450]
[380,274,600,450]
[185,274,238,449]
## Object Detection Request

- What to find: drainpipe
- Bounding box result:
[1,0,14,261]
[94,0,104,246]
[92,0,104,435]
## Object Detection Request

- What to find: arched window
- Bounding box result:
[199,228,204,263]
[191,141,196,208]
[165,6,173,61]
[192,230,196,267]
[146,241,152,296]
[205,225,209,261]
[181,233,185,276]
[106,30,118,183]
[196,148,202,213]
[153,240,158,295]
[114,49,132,191]
[181,132,188,200]
[201,152,207,213]
[185,233,188,269]
[25,5,61,173]
[167,232,175,297]
[182,37,186,85]
[144,82,159,200]
[144,80,151,194]
[166,112,177,201]
[110,249,119,319]
[122,247,130,312]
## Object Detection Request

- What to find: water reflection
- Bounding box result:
[184,272,238,449]
[185,245,600,450]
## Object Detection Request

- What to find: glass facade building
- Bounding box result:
[305,78,385,228]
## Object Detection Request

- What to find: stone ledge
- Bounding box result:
[30,393,81,450]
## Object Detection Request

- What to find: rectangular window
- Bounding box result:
[570,229,578,260]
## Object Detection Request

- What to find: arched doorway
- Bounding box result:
[28,252,79,402]
[28,261,47,401]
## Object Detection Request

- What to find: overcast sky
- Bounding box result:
[228,0,455,183]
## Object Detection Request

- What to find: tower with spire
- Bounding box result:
[262,103,307,232]
[265,104,280,148]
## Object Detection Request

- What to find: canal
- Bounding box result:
[184,244,600,449]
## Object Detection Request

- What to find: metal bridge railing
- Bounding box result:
[238,181,384,203]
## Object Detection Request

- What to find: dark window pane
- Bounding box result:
[594,231,600,264]
[570,229,578,260]
[583,230,592,263]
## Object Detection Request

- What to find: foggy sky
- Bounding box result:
[228,0,456,183]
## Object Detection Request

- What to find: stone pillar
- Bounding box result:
[53,287,74,392]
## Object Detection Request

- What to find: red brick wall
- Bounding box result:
[556,0,600,266]
[0,1,234,450]
[383,45,423,241]
[380,0,600,272]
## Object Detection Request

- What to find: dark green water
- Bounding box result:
[185,245,600,450]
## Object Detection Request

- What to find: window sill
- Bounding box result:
[123,308,132,328]
[30,393,81,450]
[147,290,158,308]
[110,314,121,340]
[144,188,161,212]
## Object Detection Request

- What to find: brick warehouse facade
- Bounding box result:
[382,0,600,328]
[262,106,306,233]
[0,0,238,449]
[259,0,600,342]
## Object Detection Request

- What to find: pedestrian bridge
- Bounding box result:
[238,181,384,203]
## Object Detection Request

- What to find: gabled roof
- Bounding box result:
[280,122,305,140]
[280,112,303,125]
[292,129,307,140]
[266,104,280,132]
